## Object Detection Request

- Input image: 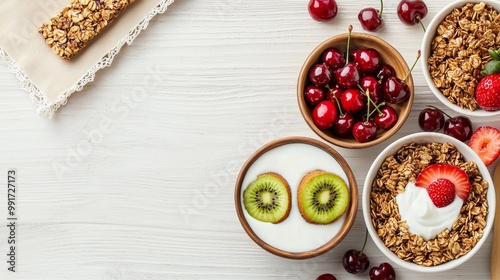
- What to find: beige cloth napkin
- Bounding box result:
[0,0,174,116]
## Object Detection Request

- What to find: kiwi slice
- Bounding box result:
[243,172,291,224]
[298,170,349,225]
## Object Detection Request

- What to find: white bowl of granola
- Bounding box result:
[421,0,500,117]
[362,132,495,272]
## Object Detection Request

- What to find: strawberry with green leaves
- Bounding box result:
[476,49,500,111]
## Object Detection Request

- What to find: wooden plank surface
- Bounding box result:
[1,0,499,279]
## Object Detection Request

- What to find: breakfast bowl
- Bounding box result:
[234,136,358,259]
[297,31,414,149]
[421,0,500,117]
[362,132,495,272]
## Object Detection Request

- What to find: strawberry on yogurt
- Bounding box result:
[396,164,471,241]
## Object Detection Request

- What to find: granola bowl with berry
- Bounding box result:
[421,0,500,117]
[362,132,495,272]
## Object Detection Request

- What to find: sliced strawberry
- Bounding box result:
[415,164,471,201]
[468,126,500,166]
[427,179,456,208]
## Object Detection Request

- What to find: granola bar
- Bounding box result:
[38,0,135,60]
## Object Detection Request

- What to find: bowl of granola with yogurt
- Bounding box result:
[362,132,495,272]
[421,0,500,117]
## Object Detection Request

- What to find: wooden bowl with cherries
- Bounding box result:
[297,26,415,149]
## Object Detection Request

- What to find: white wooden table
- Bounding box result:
[1,0,499,279]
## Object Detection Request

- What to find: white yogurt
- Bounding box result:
[241,143,350,253]
[396,182,463,241]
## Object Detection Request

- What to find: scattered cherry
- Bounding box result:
[383,50,420,103]
[374,105,398,130]
[322,48,346,71]
[312,100,338,130]
[397,0,428,31]
[358,0,385,32]
[369,262,396,280]
[316,273,337,280]
[418,105,445,132]
[308,0,338,22]
[445,115,473,142]
[351,48,382,74]
[309,63,332,87]
[342,228,370,274]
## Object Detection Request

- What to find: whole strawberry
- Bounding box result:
[477,49,500,111]
[476,73,500,111]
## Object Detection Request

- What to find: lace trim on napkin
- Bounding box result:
[0,0,174,117]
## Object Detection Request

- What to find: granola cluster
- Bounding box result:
[427,2,500,111]
[370,142,489,266]
[38,0,135,60]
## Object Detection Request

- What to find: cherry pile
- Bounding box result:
[304,26,419,143]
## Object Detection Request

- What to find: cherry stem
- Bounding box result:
[403,50,421,82]
[365,89,372,121]
[416,16,426,32]
[370,101,386,116]
[357,84,383,116]
[378,0,384,17]
[425,104,452,119]
[346,25,353,65]
[360,228,368,253]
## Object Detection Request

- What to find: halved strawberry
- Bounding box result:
[415,164,471,201]
[467,126,500,166]
[427,179,456,208]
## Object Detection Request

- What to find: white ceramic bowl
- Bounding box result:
[362,132,495,273]
[421,0,500,117]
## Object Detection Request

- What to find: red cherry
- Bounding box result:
[382,50,420,103]
[359,76,383,105]
[316,273,337,280]
[369,262,396,280]
[325,86,343,103]
[397,0,428,30]
[312,100,338,130]
[383,76,410,104]
[351,48,382,74]
[376,64,395,82]
[374,105,398,130]
[308,63,332,87]
[331,112,355,137]
[444,115,473,142]
[418,106,445,132]
[358,0,384,32]
[308,0,338,22]
[352,120,377,142]
[322,48,346,71]
[304,85,325,106]
[335,63,360,88]
[340,88,366,113]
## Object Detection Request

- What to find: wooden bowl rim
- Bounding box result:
[297,32,414,149]
[234,136,358,259]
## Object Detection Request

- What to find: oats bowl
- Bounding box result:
[421,0,500,117]
[362,132,495,272]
